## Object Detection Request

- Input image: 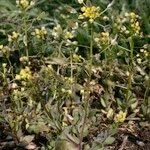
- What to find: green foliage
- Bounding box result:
[0,0,149,149]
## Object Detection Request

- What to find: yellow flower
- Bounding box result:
[15,67,32,80]
[131,21,141,34]
[16,0,34,9]
[8,31,19,42]
[32,27,47,40]
[80,89,85,95]
[0,46,10,55]
[116,12,141,36]
[15,75,21,80]
[100,32,110,44]
[64,31,74,39]
[52,24,63,39]
[0,45,4,49]
[20,0,29,8]
[61,88,66,93]
[137,58,142,64]
[20,67,32,80]
[114,111,126,123]
[67,90,72,95]
[20,56,29,62]
[73,54,82,62]
[144,50,148,57]
[94,32,110,45]
[129,12,138,20]
[128,12,141,35]
[41,26,47,34]
[79,6,100,23]
[2,63,7,68]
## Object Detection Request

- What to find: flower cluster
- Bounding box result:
[99,32,110,45]
[73,54,83,62]
[0,45,4,49]
[79,6,100,23]
[64,77,74,84]
[128,12,141,35]
[136,44,149,64]
[15,66,32,80]
[16,0,34,10]
[8,31,20,42]
[32,27,47,40]
[114,16,130,35]
[94,32,110,47]
[51,24,77,46]
[64,31,74,40]
[61,88,72,95]
[20,56,29,63]
[52,24,63,39]
[0,45,10,56]
[12,87,27,101]
[12,89,22,100]
[114,111,126,123]
[63,30,77,45]
[114,12,141,36]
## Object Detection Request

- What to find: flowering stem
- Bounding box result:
[53,41,64,101]
[23,10,29,62]
[90,27,93,68]
[89,26,93,82]
[126,36,134,102]
[70,49,73,93]
[79,26,93,150]
[143,72,150,116]
[7,57,14,79]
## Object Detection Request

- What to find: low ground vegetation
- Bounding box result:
[0,0,150,149]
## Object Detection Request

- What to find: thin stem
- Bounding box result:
[79,26,93,150]
[7,57,14,79]
[58,41,64,57]
[89,27,93,80]
[79,93,89,150]
[99,44,112,54]
[23,10,29,61]
[118,45,131,52]
[126,36,134,102]
[70,49,73,93]
[53,41,64,100]
[99,0,115,16]
[143,72,150,116]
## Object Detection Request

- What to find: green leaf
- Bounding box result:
[101,98,106,107]
[91,142,103,150]
[66,134,79,144]
[0,0,16,11]
[103,136,115,145]
[20,135,35,144]
[23,35,27,47]
[55,140,79,150]
[116,98,123,107]
[131,101,138,110]
[27,121,49,134]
